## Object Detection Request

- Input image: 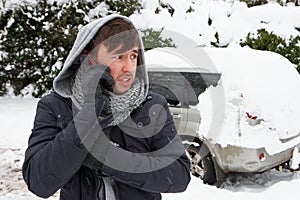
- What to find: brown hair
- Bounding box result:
[86,18,140,54]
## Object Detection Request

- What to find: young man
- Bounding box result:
[22,15,190,200]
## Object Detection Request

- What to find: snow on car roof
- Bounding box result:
[145,47,218,73]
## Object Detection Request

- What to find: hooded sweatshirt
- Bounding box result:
[54,15,150,200]
[53,14,148,101]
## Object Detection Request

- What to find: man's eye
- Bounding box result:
[114,55,123,59]
[131,54,138,59]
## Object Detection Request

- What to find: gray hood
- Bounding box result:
[53,14,148,98]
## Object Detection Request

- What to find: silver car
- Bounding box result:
[146,47,300,185]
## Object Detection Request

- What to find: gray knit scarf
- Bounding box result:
[108,79,146,126]
[72,75,147,126]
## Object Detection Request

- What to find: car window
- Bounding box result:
[148,71,221,107]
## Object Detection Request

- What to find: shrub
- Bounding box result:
[0,0,90,97]
[140,28,176,51]
[0,0,176,97]
[105,0,142,16]
[240,29,300,74]
[240,0,269,7]
[240,0,299,7]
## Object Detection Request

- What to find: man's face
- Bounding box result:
[96,43,138,94]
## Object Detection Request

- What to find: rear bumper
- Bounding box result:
[211,143,296,173]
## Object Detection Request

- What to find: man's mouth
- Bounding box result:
[119,77,130,82]
[114,73,134,94]
[118,74,133,83]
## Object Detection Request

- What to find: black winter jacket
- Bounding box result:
[22,91,191,200]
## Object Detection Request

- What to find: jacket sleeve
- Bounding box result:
[102,95,191,193]
[22,95,89,198]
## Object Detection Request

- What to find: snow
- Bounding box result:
[131,0,300,46]
[291,147,300,170]
[1,98,300,199]
[0,98,38,150]
[146,46,300,155]
[1,0,300,199]
[200,47,300,155]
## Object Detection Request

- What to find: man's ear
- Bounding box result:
[79,50,96,65]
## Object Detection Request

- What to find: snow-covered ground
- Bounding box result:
[1,98,300,199]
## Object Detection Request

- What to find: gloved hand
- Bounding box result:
[72,57,115,111]
[72,56,115,157]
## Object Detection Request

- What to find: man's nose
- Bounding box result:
[122,57,135,72]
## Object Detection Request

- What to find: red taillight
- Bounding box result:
[246,112,257,120]
[259,153,265,161]
[291,148,295,155]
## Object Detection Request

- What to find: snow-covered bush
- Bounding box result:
[141,28,176,51]
[0,0,89,97]
[240,29,300,73]
[240,0,268,7]
[240,0,299,7]
[0,0,176,97]
[0,0,299,97]
[105,0,143,16]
